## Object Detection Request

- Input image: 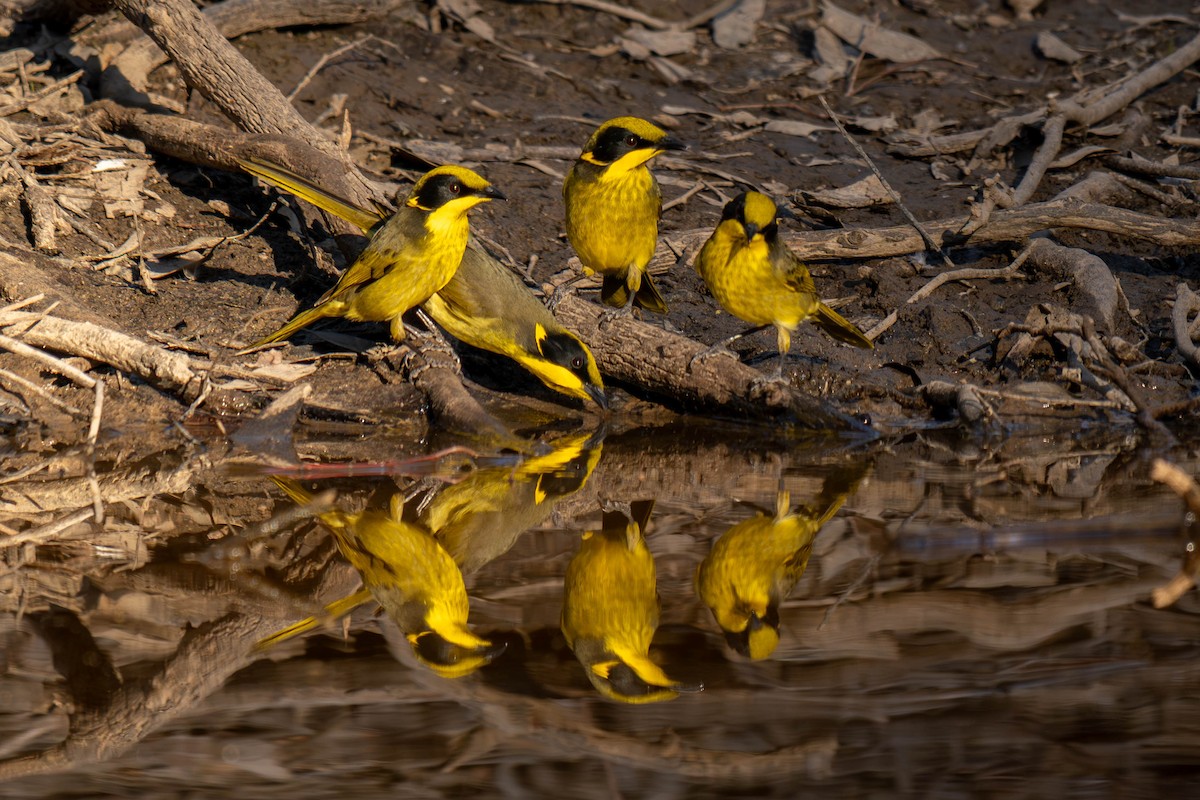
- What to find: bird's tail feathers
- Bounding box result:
[600,273,668,313]
[815,302,873,349]
[246,304,335,349]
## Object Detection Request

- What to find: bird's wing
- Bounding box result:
[316,212,427,304]
[774,242,817,296]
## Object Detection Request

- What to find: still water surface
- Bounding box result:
[1,422,1197,797]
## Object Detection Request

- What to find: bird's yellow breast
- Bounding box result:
[564,164,660,274]
[697,224,819,331]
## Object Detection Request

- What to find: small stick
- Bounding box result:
[288,35,372,101]
[2,507,95,547]
[0,367,84,415]
[864,244,1032,341]
[0,69,84,117]
[0,332,97,388]
[818,95,953,269]
[527,0,672,30]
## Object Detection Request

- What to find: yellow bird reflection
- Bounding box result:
[697,476,859,661]
[561,500,701,703]
[422,431,604,575]
[257,477,504,678]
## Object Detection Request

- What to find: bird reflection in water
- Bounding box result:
[257,477,504,678]
[421,430,604,575]
[561,500,702,703]
[697,467,865,660]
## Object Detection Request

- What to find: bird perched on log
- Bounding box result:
[240,157,503,349]
[692,191,873,381]
[562,116,685,317]
[237,158,605,407]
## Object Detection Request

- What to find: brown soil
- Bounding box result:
[1,0,1198,455]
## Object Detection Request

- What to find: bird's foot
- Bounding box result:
[687,341,741,373]
[597,303,633,330]
[749,370,792,394]
[545,281,575,313]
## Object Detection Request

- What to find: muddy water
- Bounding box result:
[1,425,1198,798]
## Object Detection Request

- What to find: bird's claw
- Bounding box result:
[687,342,740,373]
[597,304,633,330]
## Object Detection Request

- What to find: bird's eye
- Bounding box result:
[449,181,461,195]
[572,356,584,370]
[624,134,638,147]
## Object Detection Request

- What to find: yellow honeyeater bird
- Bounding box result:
[694,191,873,379]
[561,501,701,703]
[425,246,606,407]
[422,431,603,576]
[696,481,856,661]
[257,477,504,678]
[563,116,685,315]
[241,158,503,349]
[236,158,605,408]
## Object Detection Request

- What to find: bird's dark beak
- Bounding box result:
[659,134,687,152]
[743,222,760,240]
[586,383,609,410]
[479,185,506,201]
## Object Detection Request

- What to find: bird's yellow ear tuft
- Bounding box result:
[534,322,548,351]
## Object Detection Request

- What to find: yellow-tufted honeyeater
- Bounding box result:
[693,191,873,380]
[240,158,503,349]
[257,477,504,678]
[236,158,605,407]
[561,500,701,703]
[696,470,863,660]
[421,430,604,576]
[563,116,685,316]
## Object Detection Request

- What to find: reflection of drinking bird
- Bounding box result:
[561,500,701,703]
[422,431,604,575]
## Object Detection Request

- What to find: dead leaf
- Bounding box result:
[802,174,894,208]
[620,26,696,57]
[910,108,956,135]
[821,2,944,63]
[810,25,853,83]
[712,0,765,50]
[141,251,209,281]
[438,0,496,43]
[847,114,898,134]
[1035,31,1083,64]
[648,56,694,85]
[764,119,835,137]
